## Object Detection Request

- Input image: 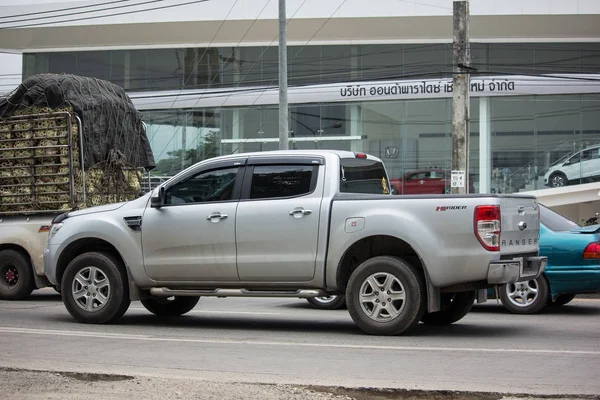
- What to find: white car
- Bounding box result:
[544,145,600,188]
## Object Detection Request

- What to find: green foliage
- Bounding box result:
[153,131,218,176]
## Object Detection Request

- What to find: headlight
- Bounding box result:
[48,223,63,243]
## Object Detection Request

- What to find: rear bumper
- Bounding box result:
[487,256,547,285]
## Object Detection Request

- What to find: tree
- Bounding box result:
[153,131,219,176]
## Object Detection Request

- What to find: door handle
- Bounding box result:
[289,208,312,217]
[206,213,228,222]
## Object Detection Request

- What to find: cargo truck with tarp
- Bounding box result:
[0,74,155,299]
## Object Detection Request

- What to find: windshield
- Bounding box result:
[540,204,579,231]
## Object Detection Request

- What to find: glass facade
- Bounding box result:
[24,43,600,91]
[22,43,600,194]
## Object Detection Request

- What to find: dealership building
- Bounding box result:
[2,0,600,220]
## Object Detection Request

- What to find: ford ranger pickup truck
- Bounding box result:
[44,150,547,335]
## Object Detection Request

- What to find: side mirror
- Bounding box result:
[151,186,165,208]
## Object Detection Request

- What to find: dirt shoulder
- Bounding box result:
[2,368,597,400]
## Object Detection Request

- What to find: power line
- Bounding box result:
[228,0,349,155]
[0,0,211,30]
[152,0,269,160]
[183,0,314,156]
[389,0,452,12]
[0,0,161,26]
[148,0,312,167]
[0,0,131,20]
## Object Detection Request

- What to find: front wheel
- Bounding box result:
[346,256,426,336]
[421,291,476,325]
[306,295,346,310]
[499,275,550,314]
[141,296,200,317]
[549,172,568,188]
[0,249,35,300]
[61,252,130,324]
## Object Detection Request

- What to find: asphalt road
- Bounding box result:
[0,289,599,398]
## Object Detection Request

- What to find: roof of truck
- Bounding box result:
[213,149,382,162]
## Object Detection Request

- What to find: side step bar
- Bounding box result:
[149,287,326,298]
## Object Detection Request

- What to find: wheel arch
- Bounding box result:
[55,237,141,300]
[335,235,439,312]
[0,243,32,261]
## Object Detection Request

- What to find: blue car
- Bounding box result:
[492,204,600,314]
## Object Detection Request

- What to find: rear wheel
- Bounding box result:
[141,296,200,317]
[499,275,550,314]
[421,291,476,325]
[61,252,130,324]
[306,295,346,310]
[346,256,426,336]
[552,293,576,307]
[0,250,35,300]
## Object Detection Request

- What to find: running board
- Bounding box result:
[149,288,326,298]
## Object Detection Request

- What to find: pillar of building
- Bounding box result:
[479,96,492,193]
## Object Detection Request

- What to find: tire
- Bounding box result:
[306,295,346,310]
[141,296,200,317]
[61,252,130,324]
[346,256,426,336]
[0,249,35,300]
[549,172,568,188]
[552,293,576,307]
[499,275,550,314]
[421,291,476,325]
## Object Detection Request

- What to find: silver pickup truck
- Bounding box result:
[44,150,546,335]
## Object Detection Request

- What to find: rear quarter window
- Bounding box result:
[340,158,390,195]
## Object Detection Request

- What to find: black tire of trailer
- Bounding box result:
[0,249,36,300]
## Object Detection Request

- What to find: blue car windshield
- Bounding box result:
[540,205,579,232]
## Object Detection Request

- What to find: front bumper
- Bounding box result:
[43,247,58,286]
[487,256,547,285]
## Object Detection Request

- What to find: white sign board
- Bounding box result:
[131,73,600,111]
[451,170,466,188]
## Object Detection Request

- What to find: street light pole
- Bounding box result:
[278,0,289,150]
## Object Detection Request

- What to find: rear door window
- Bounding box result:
[249,165,316,199]
[340,158,390,194]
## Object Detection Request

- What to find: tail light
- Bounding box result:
[474,205,501,252]
[583,242,600,259]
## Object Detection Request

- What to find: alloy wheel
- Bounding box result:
[551,174,565,187]
[311,295,339,305]
[72,266,111,312]
[506,279,539,307]
[359,272,406,322]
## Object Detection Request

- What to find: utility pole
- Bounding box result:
[451,0,470,194]
[278,0,289,150]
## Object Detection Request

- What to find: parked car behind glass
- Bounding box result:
[544,145,600,188]
[390,169,475,195]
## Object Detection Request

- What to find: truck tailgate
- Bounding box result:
[498,196,540,255]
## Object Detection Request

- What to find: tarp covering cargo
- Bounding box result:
[0,73,155,170]
[0,74,156,214]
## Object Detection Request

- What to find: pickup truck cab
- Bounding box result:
[44,150,546,335]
